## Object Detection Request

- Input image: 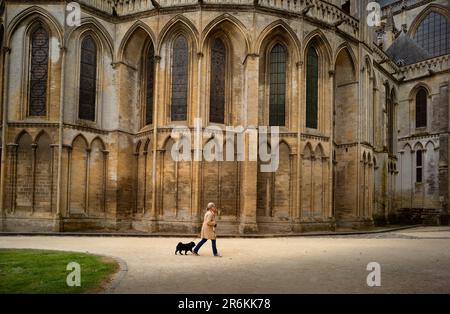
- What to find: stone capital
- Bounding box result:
[243,53,259,65]
[6,143,18,152]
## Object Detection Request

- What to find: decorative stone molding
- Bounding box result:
[301,134,330,142]
[398,133,440,142]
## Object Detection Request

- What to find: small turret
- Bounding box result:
[381,6,400,49]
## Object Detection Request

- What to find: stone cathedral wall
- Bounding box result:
[0,0,448,233]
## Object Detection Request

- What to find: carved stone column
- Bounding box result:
[133,151,139,215]
[239,54,259,234]
[85,148,91,216]
[102,150,109,215]
[143,150,148,215]
[7,143,18,214]
[66,146,73,217]
[31,143,37,214]
[0,47,12,231]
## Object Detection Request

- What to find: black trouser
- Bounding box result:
[194,238,217,255]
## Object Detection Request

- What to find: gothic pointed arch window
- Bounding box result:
[306,46,319,129]
[171,35,189,121]
[29,23,49,117]
[415,87,427,128]
[145,42,155,125]
[79,35,97,121]
[416,149,423,183]
[269,43,287,127]
[209,38,226,124]
[387,89,396,154]
[413,11,450,58]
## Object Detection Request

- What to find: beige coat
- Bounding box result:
[200,210,216,240]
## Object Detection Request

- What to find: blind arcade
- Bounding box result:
[170,118,280,173]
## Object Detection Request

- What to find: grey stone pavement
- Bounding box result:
[1,226,450,294]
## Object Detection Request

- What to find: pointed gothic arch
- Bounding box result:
[117,20,156,62]
[201,14,250,54]
[157,15,199,55]
[6,6,63,47]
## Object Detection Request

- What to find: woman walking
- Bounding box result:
[193,202,221,257]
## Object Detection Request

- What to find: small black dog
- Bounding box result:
[175,241,196,255]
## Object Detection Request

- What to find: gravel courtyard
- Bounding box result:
[1,227,449,294]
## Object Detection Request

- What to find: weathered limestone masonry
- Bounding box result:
[0,0,448,234]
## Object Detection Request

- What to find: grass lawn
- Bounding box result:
[0,249,118,294]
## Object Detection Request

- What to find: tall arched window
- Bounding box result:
[145,43,155,125]
[171,35,189,121]
[306,46,319,129]
[269,43,287,127]
[210,38,226,124]
[416,150,423,183]
[387,91,395,154]
[413,12,450,58]
[29,23,49,117]
[415,88,427,128]
[79,36,97,121]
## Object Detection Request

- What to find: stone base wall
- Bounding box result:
[395,208,447,226]
[1,1,448,235]
[2,217,55,232]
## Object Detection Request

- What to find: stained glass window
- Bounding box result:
[146,43,155,125]
[306,46,318,129]
[171,35,188,121]
[413,12,450,58]
[209,38,226,124]
[269,43,287,127]
[415,88,427,128]
[79,36,97,121]
[29,24,49,117]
